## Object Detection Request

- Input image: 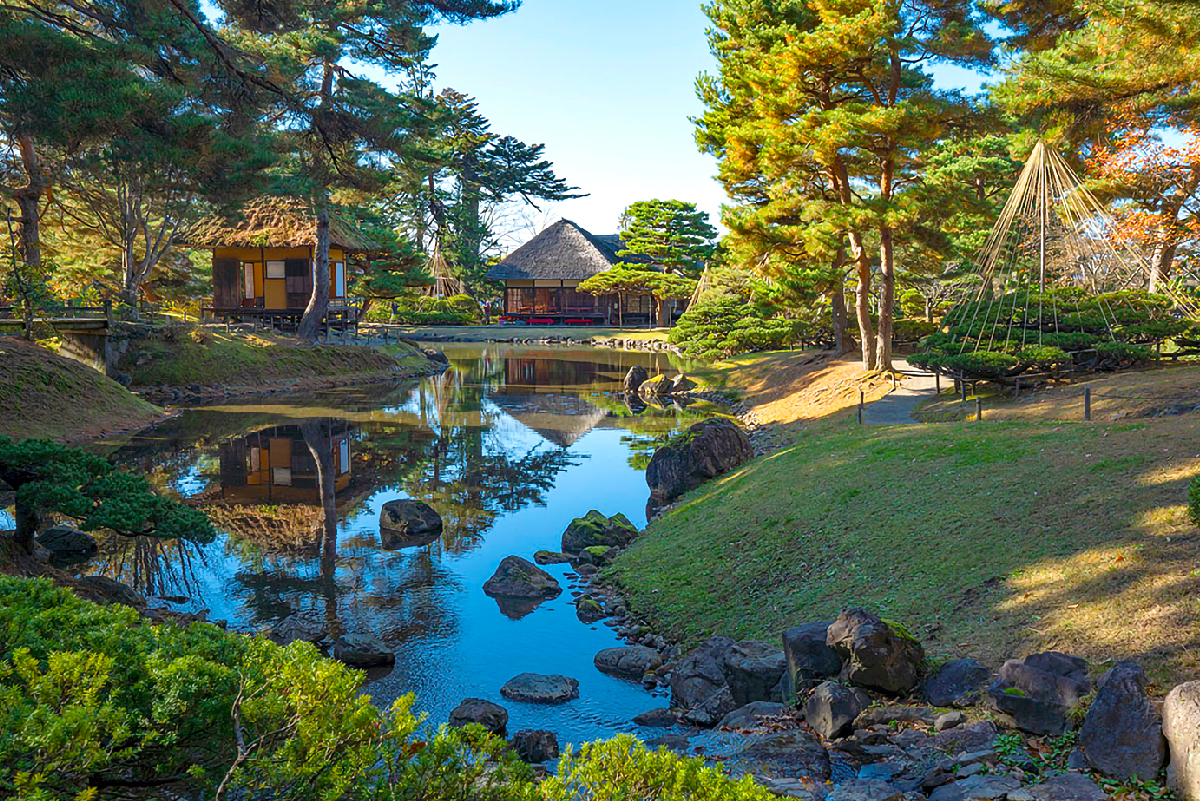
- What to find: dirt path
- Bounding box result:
[862,359,941,425]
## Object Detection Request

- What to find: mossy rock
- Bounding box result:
[561,510,639,554]
[576,597,606,624]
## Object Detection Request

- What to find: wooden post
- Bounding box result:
[103,298,113,328]
[858,390,864,425]
[1014,378,1020,398]
[935,373,941,394]
[976,397,983,421]
[960,378,967,403]
[1084,388,1092,422]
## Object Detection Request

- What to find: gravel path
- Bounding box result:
[862,359,940,425]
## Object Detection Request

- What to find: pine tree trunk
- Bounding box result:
[849,232,877,371]
[298,203,331,341]
[831,286,853,355]
[302,423,339,635]
[1149,242,1177,294]
[14,497,39,553]
[14,136,46,341]
[876,224,896,371]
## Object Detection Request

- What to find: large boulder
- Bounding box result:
[560,510,639,554]
[76,575,146,609]
[1080,661,1165,781]
[500,673,580,704]
[670,636,738,727]
[804,680,870,740]
[645,419,753,506]
[1164,682,1200,801]
[483,556,561,600]
[269,614,328,646]
[987,652,1091,736]
[37,524,98,566]
[576,597,607,624]
[449,698,508,735]
[624,366,649,395]
[738,729,832,782]
[718,701,787,730]
[923,658,991,708]
[380,499,443,549]
[782,622,843,696]
[510,729,559,763]
[827,779,905,801]
[333,634,394,668]
[1029,773,1109,801]
[827,609,925,695]
[594,646,663,680]
[722,640,787,707]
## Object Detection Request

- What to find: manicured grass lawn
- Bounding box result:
[612,412,1200,690]
[122,331,430,388]
[0,339,162,441]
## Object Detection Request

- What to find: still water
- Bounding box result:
[71,344,712,745]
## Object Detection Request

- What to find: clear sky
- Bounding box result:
[427,2,994,248]
[427,0,724,243]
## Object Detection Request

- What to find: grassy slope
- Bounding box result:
[122,331,432,388]
[612,380,1200,690]
[0,340,162,441]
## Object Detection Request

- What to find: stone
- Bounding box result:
[739,729,832,781]
[718,701,787,730]
[594,646,663,680]
[670,636,737,726]
[670,374,697,394]
[510,729,559,763]
[923,659,991,708]
[269,614,328,646]
[560,510,640,554]
[645,419,754,506]
[782,622,843,695]
[929,775,1022,801]
[1079,660,1165,781]
[534,549,573,565]
[722,640,788,706]
[827,609,925,695]
[682,685,737,727]
[449,698,507,735]
[804,680,870,740]
[1164,682,1200,801]
[827,779,905,801]
[576,545,615,567]
[624,365,649,395]
[633,708,678,727]
[500,673,579,704]
[37,524,98,566]
[856,706,938,727]
[1029,773,1109,801]
[576,597,607,623]
[379,499,443,548]
[926,721,999,754]
[483,556,561,600]
[987,652,1091,736]
[333,634,394,667]
[935,711,967,732]
[76,575,145,609]
[424,349,449,366]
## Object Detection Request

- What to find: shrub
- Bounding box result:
[1189,475,1200,526]
[365,294,482,325]
[542,735,774,801]
[669,294,797,361]
[0,577,535,800]
[892,319,940,342]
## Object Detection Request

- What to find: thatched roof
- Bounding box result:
[185,197,380,252]
[486,219,630,281]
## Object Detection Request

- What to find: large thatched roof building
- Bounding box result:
[188,197,376,323]
[485,219,656,325]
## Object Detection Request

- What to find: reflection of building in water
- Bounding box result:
[217,421,354,504]
[489,391,608,448]
[504,357,607,388]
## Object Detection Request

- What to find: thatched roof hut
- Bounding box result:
[486,219,629,281]
[186,196,379,253]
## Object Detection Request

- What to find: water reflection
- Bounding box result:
[76,344,712,743]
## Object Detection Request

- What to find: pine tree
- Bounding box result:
[617,200,718,275]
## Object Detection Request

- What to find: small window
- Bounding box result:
[266,260,286,279]
[242,263,255,299]
[272,467,292,486]
[334,262,346,297]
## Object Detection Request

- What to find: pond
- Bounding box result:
[60,344,716,746]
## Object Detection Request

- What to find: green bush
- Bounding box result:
[669,294,797,361]
[0,576,534,800]
[1189,475,1200,526]
[365,294,482,325]
[542,736,773,801]
[892,319,939,342]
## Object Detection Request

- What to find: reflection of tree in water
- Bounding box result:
[89,533,207,600]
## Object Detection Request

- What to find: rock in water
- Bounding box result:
[560,510,639,554]
[534,549,573,565]
[624,365,649,395]
[987,652,1091,736]
[923,658,991,708]
[500,673,579,704]
[449,698,508,735]
[379,500,443,549]
[575,597,607,623]
[646,419,753,506]
[510,729,559,763]
[1164,682,1200,801]
[826,609,925,695]
[671,636,738,727]
[37,524,98,566]
[333,634,394,668]
[76,575,146,609]
[804,680,869,739]
[1080,661,1165,780]
[722,640,787,706]
[483,556,561,600]
[782,622,843,697]
[269,614,328,646]
[718,701,787,730]
[594,646,663,680]
[633,708,678,727]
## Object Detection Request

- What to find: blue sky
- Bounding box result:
[428,2,994,247]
